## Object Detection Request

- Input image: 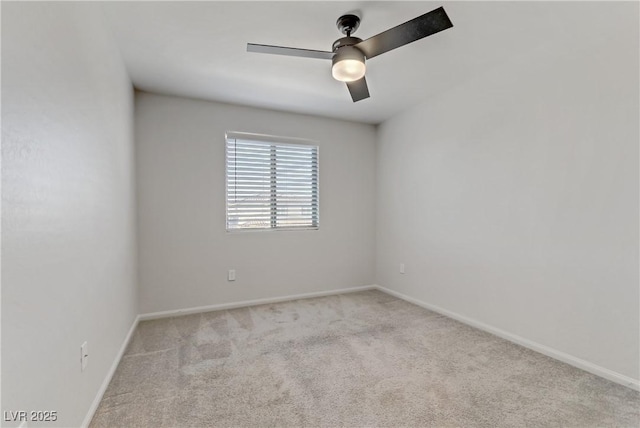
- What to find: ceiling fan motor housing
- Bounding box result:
[331,41,366,82]
[332,36,366,80]
[332,45,365,67]
[332,36,363,52]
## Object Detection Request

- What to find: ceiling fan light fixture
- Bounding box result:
[331,46,366,82]
[247,7,453,101]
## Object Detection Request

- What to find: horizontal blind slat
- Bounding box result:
[229,150,316,160]
[229,164,317,171]
[232,141,316,153]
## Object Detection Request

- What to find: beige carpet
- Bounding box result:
[90,290,640,427]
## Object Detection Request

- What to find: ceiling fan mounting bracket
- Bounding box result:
[336,14,361,36]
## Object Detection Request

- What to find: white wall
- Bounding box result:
[2,3,137,427]
[135,92,376,314]
[376,3,639,383]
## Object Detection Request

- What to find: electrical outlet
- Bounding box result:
[400,263,405,274]
[81,341,88,371]
[228,269,236,281]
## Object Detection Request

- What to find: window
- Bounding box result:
[225,132,319,231]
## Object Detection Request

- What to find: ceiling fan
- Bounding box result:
[247,6,453,103]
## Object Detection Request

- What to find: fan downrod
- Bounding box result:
[336,14,361,36]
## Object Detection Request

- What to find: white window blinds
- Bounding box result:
[226,133,319,231]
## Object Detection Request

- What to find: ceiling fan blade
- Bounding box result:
[346,77,370,102]
[247,43,334,60]
[355,7,453,60]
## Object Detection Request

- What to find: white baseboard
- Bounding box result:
[82,315,140,428]
[139,285,376,321]
[374,284,639,392]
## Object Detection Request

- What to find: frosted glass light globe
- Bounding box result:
[332,59,366,82]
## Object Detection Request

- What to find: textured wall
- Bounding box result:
[2,3,137,426]
[135,92,376,313]
[376,2,639,382]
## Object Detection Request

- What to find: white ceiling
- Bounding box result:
[101,1,615,125]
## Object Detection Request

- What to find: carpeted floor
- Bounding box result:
[90,290,640,427]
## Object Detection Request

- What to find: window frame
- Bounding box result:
[225,131,320,232]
